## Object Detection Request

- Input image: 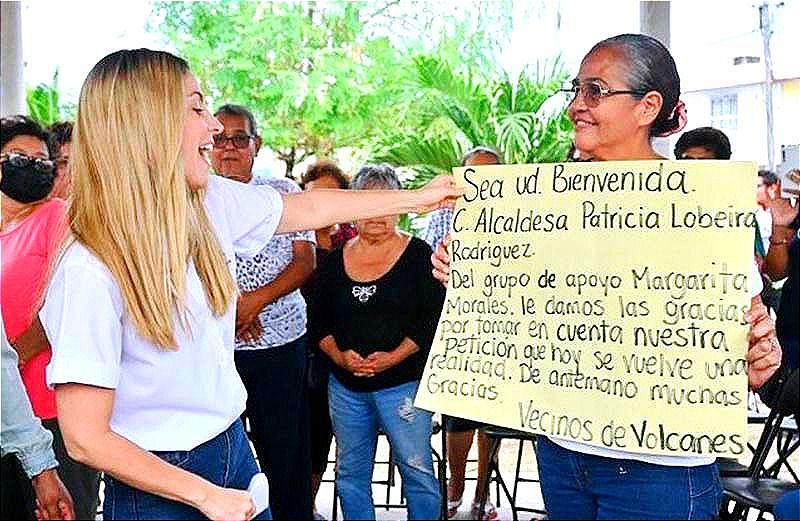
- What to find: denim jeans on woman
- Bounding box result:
[535,436,722,520]
[103,420,271,520]
[328,376,440,520]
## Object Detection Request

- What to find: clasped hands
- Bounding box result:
[337,349,397,378]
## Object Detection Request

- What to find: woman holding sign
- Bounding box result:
[38,49,461,521]
[432,33,782,520]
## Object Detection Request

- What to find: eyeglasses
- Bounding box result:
[0,152,55,174]
[212,134,255,149]
[561,79,646,107]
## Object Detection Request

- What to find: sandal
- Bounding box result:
[471,498,499,521]
[447,498,463,518]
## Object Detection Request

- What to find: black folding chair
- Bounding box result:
[721,378,800,521]
[764,416,799,483]
[477,426,547,521]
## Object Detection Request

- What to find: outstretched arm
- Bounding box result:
[276,176,462,234]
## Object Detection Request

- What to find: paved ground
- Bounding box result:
[313,407,798,521]
[95,404,797,520]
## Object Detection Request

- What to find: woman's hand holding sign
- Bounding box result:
[745,296,782,389]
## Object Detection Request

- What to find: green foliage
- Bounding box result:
[25,70,75,126]
[374,55,574,189]
[156,1,415,176]
[153,0,523,177]
[153,0,574,238]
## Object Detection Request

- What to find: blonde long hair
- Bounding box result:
[69,49,236,349]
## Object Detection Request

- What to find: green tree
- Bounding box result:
[374,54,574,188]
[153,0,521,177]
[26,70,75,126]
[156,1,417,176]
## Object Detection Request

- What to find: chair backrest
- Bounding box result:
[747,375,792,478]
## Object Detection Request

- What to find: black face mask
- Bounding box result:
[0,160,55,203]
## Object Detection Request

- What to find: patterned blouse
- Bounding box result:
[234,176,316,350]
[422,207,453,250]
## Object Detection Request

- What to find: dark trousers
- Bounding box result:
[308,377,334,475]
[235,336,313,520]
[1,421,99,521]
[42,419,101,521]
[1,455,35,520]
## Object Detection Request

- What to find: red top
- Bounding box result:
[1,198,68,419]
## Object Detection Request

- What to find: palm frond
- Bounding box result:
[373,134,462,188]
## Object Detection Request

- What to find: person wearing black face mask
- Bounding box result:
[1,115,101,521]
[1,151,56,203]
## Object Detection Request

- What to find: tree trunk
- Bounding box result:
[281,146,296,178]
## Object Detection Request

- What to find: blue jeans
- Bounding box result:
[103,420,271,520]
[329,376,440,520]
[535,436,722,520]
[775,489,800,520]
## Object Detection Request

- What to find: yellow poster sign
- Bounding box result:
[415,160,757,458]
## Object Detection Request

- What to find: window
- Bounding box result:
[711,94,738,131]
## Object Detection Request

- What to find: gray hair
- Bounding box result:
[461,146,503,166]
[589,34,681,137]
[351,163,402,190]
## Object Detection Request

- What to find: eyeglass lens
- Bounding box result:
[212,135,251,149]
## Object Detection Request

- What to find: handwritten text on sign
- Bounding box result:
[415,161,757,457]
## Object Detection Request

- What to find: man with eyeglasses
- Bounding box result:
[211,104,316,520]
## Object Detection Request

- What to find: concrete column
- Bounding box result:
[1,1,26,116]
[640,1,670,48]
[640,1,672,157]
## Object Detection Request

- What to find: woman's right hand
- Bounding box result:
[412,176,464,214]
[196,485,256,521]
[431,234,451,286]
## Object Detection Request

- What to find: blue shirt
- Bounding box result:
[422,208,453,250]
[1,316,58,478]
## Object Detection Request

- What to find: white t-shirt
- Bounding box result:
[42,175,283,451]
[550,261,764,467]
[755,208,772,252]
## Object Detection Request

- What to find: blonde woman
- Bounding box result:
[39,49,461,521]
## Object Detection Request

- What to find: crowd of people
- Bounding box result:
[1,31,797,521]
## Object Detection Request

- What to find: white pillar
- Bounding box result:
[640,1,670,48]
[640,1,672,157]
[1,1,26,116]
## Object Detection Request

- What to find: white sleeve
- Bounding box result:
[206,175,284,257]
[268,179,315,244]
[749,260,763,298]
[42,250,124,389]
